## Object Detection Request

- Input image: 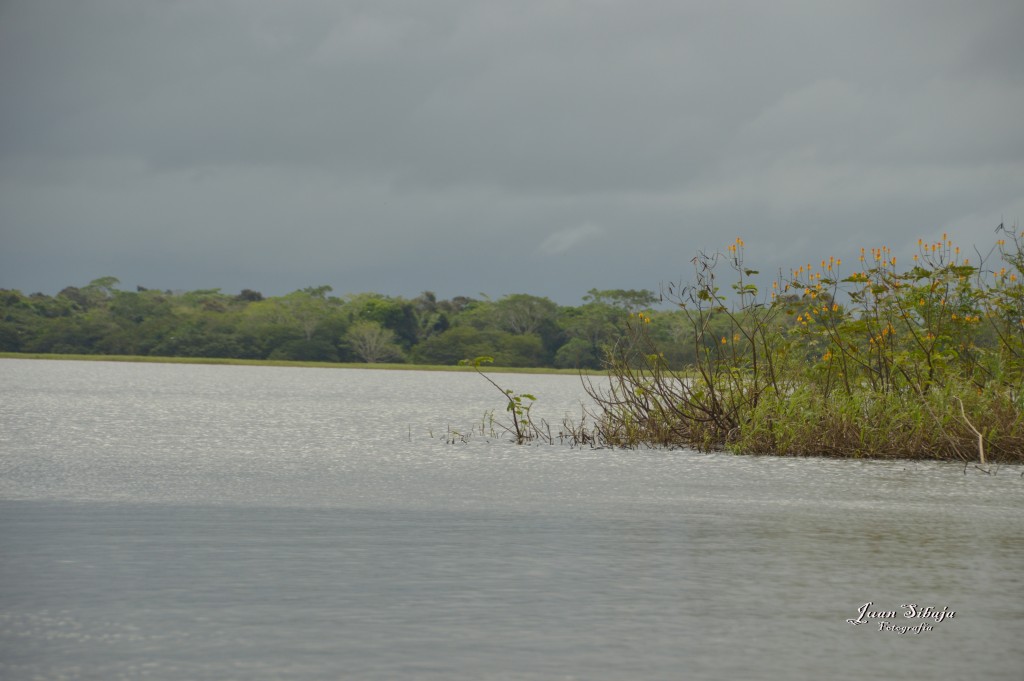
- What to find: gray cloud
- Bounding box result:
[539,223,605,256]
[1,0,1021,303]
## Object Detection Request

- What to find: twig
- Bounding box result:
[953,396,986,465]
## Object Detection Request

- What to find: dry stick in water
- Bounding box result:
[954,396,986,465]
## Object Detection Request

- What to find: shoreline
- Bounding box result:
[0,351,599,376]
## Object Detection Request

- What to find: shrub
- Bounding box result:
[582,229,1024,463]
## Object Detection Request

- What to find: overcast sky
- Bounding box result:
[1,1,1022,304]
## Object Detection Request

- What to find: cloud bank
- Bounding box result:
[1,0,1021,303]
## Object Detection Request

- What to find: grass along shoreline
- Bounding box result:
[574,233,1024,464]
[0,351,597,375]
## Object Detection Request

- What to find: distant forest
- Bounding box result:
[0,277,738,368]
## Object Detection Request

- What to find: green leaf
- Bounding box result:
[952,265,977,277]
[459,355,495,367]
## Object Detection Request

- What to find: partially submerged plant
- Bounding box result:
[434,356,603,447]
[583,230,1024,463]
[460,355,550,444]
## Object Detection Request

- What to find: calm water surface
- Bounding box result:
[1,359,1022,680]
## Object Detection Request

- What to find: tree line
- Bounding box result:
[0,277,744,368]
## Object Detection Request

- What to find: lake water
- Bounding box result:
[1,358,1022,680]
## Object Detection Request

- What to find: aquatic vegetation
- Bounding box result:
[459,356,552,444]
[581,227,1024,463]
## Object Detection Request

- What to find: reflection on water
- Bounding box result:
[1,359,1022,680]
